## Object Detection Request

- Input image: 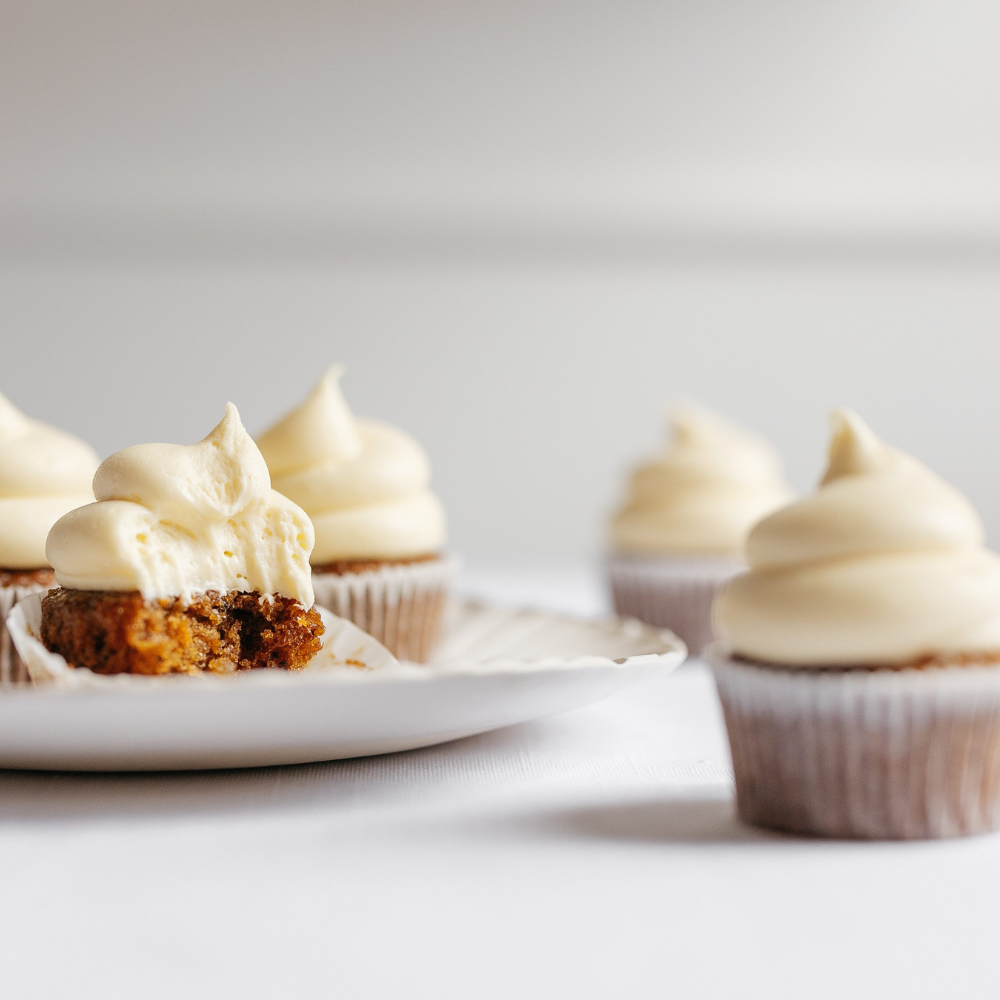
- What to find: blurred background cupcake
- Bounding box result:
[711,409,1000,839]
[607,404,791,654]
[257,367,453,662]
[0,391,99,685]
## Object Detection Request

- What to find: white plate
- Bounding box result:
[1,598,685,770]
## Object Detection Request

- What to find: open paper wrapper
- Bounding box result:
[311,556,457,663]
[7,593,399,691]
[707,644,1000,840]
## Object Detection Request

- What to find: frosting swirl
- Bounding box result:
[715,409,1000,666]
[0,392,100,570]
[46,404,315,605]
[610,405,791,555]
[257,368,446,564]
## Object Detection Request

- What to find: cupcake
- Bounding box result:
[0,392,99,685]
[710,409,1000,839]
[40,403,324,675]
[607,405,790,654]
[257,368,452,662]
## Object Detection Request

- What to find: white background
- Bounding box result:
[2,2,1000,564]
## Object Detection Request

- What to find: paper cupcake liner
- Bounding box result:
[707,645,1000,839]
[606,554,742,656]
[310,557,457,663]
[1,582,54,688]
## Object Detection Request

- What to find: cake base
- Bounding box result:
[40,589,324,676]
[0,567,56,589]
[310,554,440,576]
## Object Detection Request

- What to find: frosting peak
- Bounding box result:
[257,366,362,477]
[821,408,895,485]
[258,369,446,564]
[716,410,1000,666]
[0,392,100,569]
[94,403,270,522]
[610,405,791,556]
[46,405,315,605]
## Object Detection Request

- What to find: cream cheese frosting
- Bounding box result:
[610,405,791,556]
[256,368,446,564]
[46,404,315,605]
[0,392,100,570]
[715,409,1000,666]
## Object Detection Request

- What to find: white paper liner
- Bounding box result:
[706,644,1000,839]
[1,581,54,688]
[607,553,743,656]
[6,593,399,691]
[311,556,457,663]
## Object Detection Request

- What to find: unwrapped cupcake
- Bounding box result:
[607,405,790,654]
[40,403,324,675]
[0,392,99,685]
[711,409,1000,839]
[257,368,453,662]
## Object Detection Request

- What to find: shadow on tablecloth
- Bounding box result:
[534,797,781,844]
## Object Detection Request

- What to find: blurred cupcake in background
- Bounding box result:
[0,392,99,684]
[258,368,453,662]
[711,410,1000,839]
[607,404,791,654]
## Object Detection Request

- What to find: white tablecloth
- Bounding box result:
[2,566,998,999]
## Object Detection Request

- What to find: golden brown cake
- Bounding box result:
[310,553,440,576]
[1,567,56,589]
[41,588,324,676]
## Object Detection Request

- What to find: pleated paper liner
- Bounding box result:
[311,556,457,663]
[1,582,55,688]
[707,645,1000,839]
[607,553,743,656]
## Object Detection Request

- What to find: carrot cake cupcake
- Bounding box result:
[608,405,790,654]
[41,403,323,675]
[257,368,451,662]
[711,409,1000,839]
[0,392,99,685]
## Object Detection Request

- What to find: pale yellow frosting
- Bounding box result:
[611,405,791,555]
[257,368,446,564]
[0,393,100,570]
[46,404,315,605]
[715,409,1000,666]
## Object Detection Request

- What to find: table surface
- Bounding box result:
[3,565,998,1000]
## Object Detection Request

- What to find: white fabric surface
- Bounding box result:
[2,565,999,999]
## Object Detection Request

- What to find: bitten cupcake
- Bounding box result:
[257,368,452,662]
[41,404,324,675]
[711,409,1000,839]
[607,405,790,654]
[0,392,99,685]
